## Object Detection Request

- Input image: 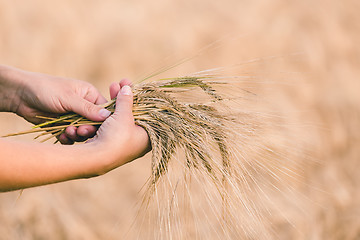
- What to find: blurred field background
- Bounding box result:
[1,0,360,239]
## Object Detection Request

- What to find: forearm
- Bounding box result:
[0,139,121,192]
[0,64,25,113]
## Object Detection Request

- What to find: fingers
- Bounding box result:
[109,80,133,124]
[120,79,132,88]
[58,133,74,145]
[110,82,121,100]
[113,85,133,121]
[60,125,96,143]
[110,79,131,100]
[59,80,133,145]
[71,97,111,122]
[65,126,77,139]
[95,94,108,105]
[77,125,97,138]
[72,80,131,121]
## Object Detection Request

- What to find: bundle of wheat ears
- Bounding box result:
[4,71,303,239]
[5,75,233,191]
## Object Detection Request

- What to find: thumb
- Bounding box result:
[71,97,111,121]
[113,85,133,120]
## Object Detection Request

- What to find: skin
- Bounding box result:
[0,65,150,192]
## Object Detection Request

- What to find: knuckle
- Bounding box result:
[82,102,95,115]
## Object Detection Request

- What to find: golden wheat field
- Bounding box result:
[1,0,360,239]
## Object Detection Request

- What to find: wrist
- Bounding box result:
[0,65,26,113]
[78,141,129,177]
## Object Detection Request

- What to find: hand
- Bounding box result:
[0,65,110,144]
[0,76,150,191]
[88,79,150,169]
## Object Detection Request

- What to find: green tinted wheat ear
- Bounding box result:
[131,79,231,189]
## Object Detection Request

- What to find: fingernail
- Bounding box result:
[99,109,111,118]
[120,85,132,96]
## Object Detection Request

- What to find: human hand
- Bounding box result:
[88,79,150,170]
[0,65,110,144]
